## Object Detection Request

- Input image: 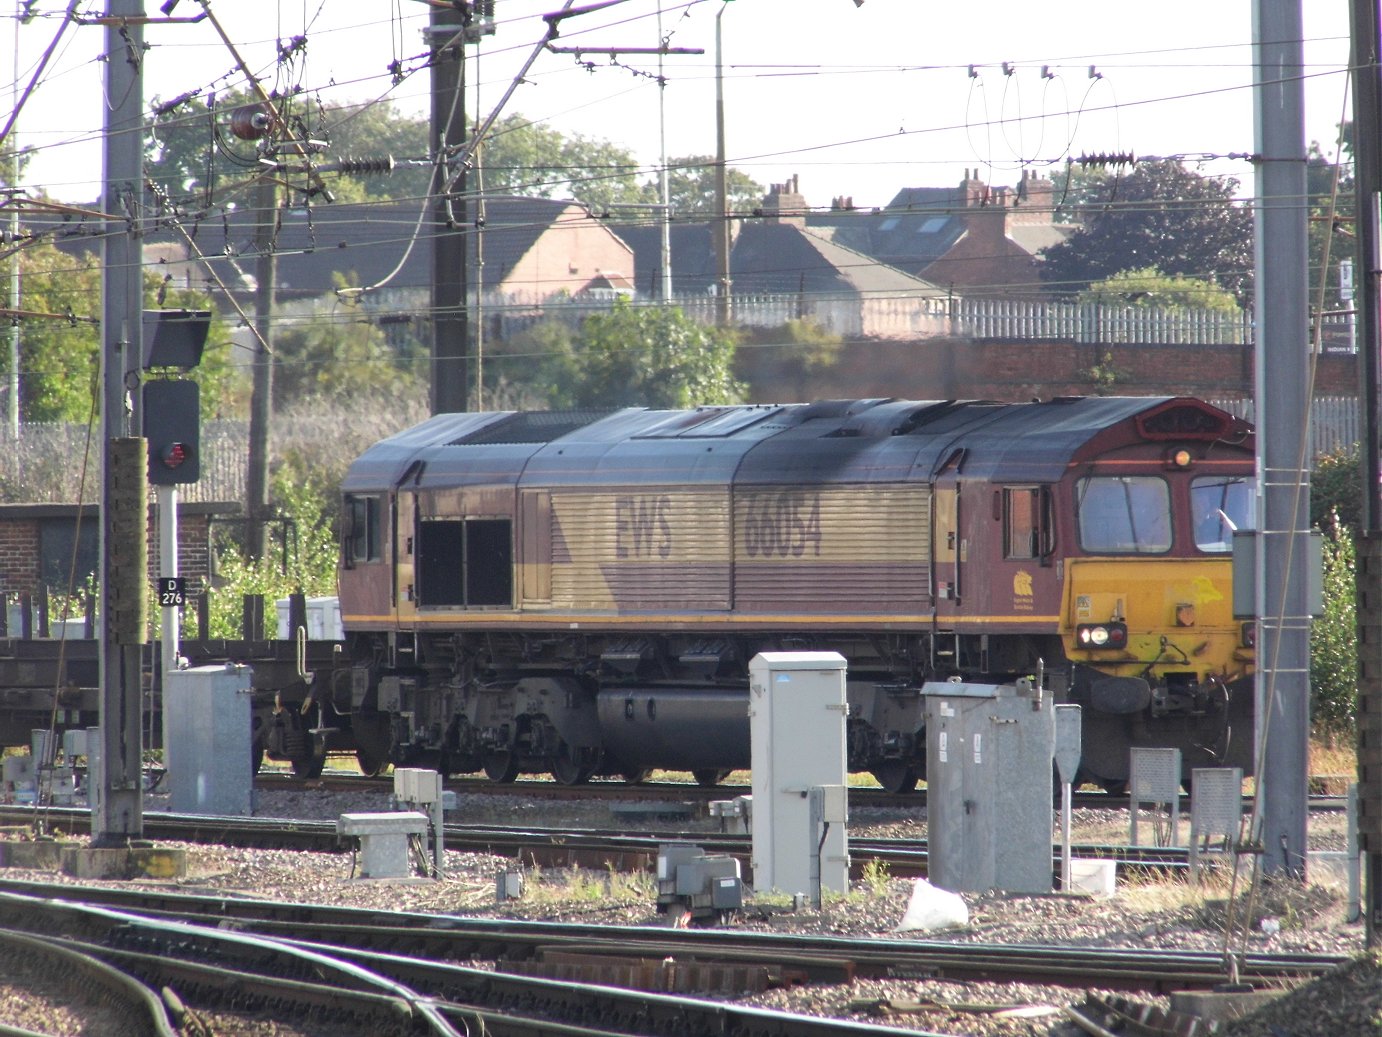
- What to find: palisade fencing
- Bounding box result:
[480,290,1261,345]
[1210,395,1361,458]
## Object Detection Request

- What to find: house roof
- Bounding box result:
[614,220,943,297]
[28,196,627,300]
[181,196,613,297]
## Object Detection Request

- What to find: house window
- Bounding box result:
[416,517,512,607]
[918,216,948,234]
[343,495,382,564]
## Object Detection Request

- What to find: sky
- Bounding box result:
[1,1,1357,211]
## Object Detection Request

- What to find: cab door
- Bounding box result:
[931,448,965,621]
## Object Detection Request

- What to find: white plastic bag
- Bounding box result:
[894,878,969,932]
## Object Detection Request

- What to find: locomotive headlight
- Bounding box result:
[1165,448,1193,469]
[1077,622,1128,649]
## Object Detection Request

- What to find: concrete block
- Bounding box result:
[337,811,429,879]
[0,838,69,870]
[60,845,187,880]
[1170,988,1283,1025]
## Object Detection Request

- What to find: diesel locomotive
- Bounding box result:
[334,396,1257,792]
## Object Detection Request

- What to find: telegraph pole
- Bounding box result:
[246,175,276,561]
[429,6,469,415]
[1349,0,1382,946]
[713,0,732,325]
[1251,0,1311,878]
[95,0,147,847]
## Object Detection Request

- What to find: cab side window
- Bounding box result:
[344,495,381,565]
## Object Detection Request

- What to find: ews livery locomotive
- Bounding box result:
[336,396,1256,792]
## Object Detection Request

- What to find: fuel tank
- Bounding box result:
[596,687,750,771]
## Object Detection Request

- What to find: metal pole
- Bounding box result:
[1348,0,1382,947]
[159,485,178,676]
[7,4,18,439]
[246,175,275,562]
[713,1,731,325]
[96,0,146,847]
[657,3,671,302]
[1251,0,1311,878]
[429,7,469,414]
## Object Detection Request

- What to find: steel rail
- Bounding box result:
[0,927,181,1036]
[0,804,1195,880]
[0,878,1342,993]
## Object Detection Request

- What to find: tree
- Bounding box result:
[1310,515,1357,743]
[269,276,426,406]
[1040,159,1254,302]
[477,114,648,215]
[539,299,743,408]
[147,90,419,205]
[660,156,764,216]
[7,237,244,422]
[1077,268,1242,313]
[1311,444,1362,532]
[1306,135,1355,320]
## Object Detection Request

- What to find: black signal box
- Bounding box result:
[143,380,201,485]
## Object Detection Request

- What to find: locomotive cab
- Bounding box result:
[1057,403,1257,790]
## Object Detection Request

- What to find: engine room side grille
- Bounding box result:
[448,410,615,445]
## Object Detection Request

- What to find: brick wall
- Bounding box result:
[754,336,1357,403]
[0,502,236,600]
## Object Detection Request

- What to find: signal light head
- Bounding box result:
[160,442,189,469]
[1077,622,1128,650]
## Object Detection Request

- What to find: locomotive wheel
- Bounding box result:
[550,743,596,786]
[353,713,394,778]
[692,768,730,788]
[292,748,326,779]
[621,768,650,785]
[483,751,520,783]
[872,762,918,794]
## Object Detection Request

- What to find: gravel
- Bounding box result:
[0,782,1368,1037]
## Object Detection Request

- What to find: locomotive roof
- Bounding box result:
[342,396,1247,493]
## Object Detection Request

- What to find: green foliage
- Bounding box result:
[204,470,340,639]
[1311,445,1362,532]
[1310,515,1357,743]
[479,114,648,215]
[6,238,244,423]
[539,299,744,408]
[660,156,764,216]
[1081,350,1128,393]
[734,319,842,400]
[1078,268,1242,314]
[270,280,427,406]
[147,89,416,204]
[1040,159,1254,302]
[12,238,100,422]
[1306,136,1354,312]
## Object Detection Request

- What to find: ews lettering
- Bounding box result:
[615,495,673,558]
[742,492,822,557]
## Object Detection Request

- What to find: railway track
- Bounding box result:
[255,769,1354,814]
[0,878,1347,997]
[0,802,1199,881]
